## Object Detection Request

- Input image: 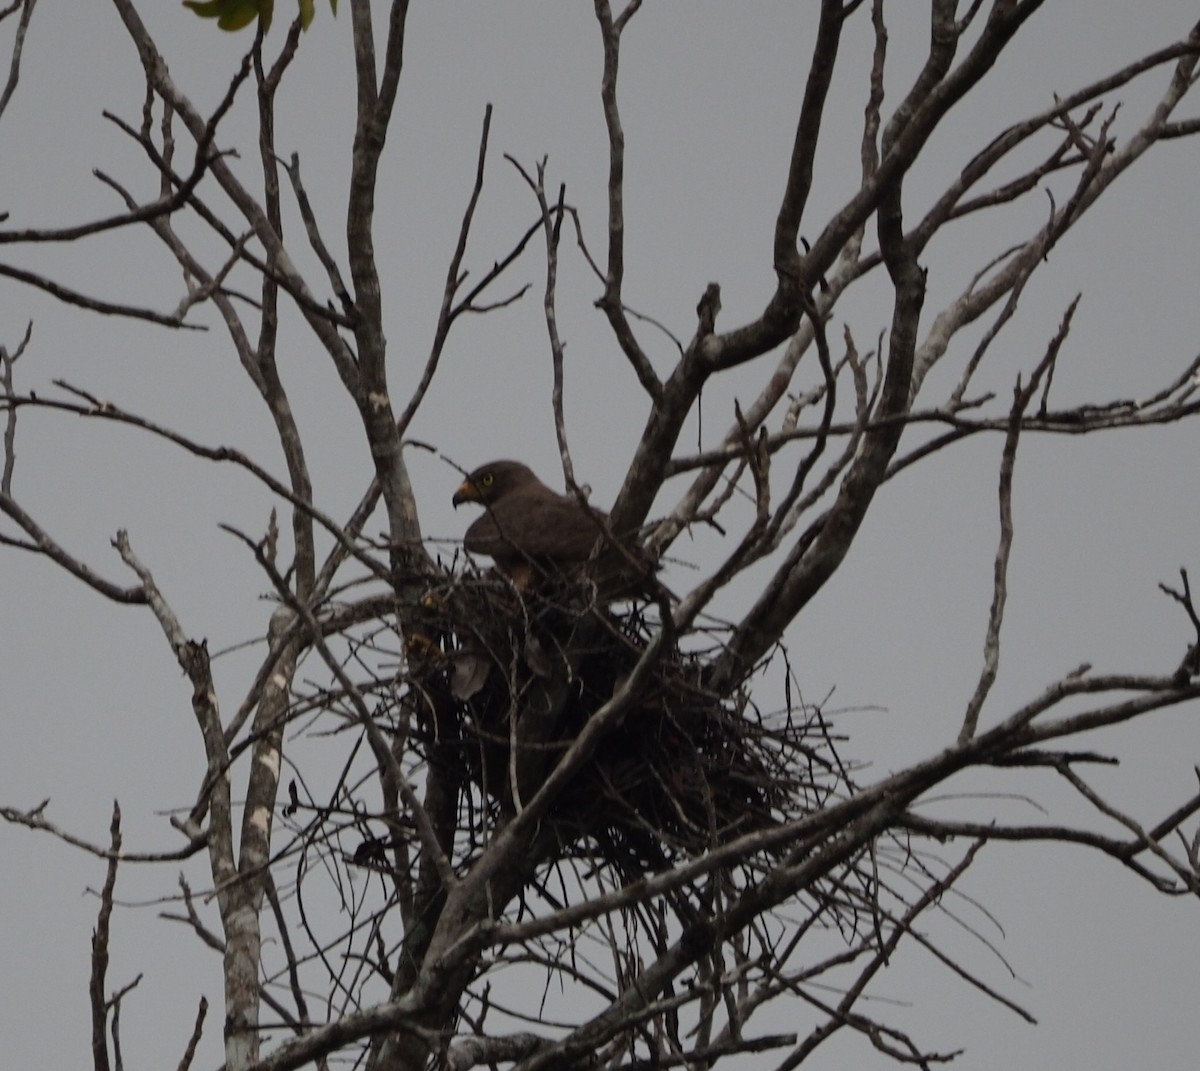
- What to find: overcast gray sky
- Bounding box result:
[2,3,1200,1069]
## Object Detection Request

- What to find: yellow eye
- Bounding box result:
[480,473,494,487]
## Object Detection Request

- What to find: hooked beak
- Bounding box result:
[452,480,478,508]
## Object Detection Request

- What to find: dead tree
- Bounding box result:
[3,3,1200,1070]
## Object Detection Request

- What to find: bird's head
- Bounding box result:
[452,460,538,508]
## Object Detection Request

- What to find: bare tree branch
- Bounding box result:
[0,0,36,126]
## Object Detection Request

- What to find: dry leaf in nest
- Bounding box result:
[450,647,491,700]
[523,634,554,679]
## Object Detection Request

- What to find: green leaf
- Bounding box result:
[183,0,334,32]
[182,0,226,19]
[183,0,262,32]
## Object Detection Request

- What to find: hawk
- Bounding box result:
[452,459,641,590]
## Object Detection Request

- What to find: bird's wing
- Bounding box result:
[464,490,605,562]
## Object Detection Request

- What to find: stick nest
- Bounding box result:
[407,568,845,883]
